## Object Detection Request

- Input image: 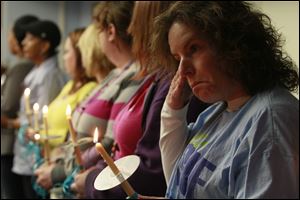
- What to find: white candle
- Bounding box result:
[33,103,39,131]
[34,133,41,141]
[93,128,135,197]
[24,88,31,114]
[66,104,72,120]
[24,88,32,127]
[42,105,50,164]
[66,105,77,141]
[66,104,82,166]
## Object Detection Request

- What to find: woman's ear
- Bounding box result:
[107,23,117,42]
[41,41,50,56]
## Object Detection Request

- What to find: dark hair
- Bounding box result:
[13,15,39,47]
[93,1,134,47]
[151,1,299,94]
[24,20,61,57]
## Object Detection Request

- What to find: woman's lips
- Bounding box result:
[191,81,209,89]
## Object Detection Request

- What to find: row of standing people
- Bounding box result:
[1,15,68,198]
[1,1,299,199]
[1,1,205,199]
[34,1,208,199]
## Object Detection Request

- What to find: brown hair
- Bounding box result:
[93,1,134,47]
[151,1,299,94]
[128,1,173,78]
[68,27,85,71]
[68,27,96,83]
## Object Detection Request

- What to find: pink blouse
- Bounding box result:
[113,75,155,159]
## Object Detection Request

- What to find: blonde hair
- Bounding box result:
[77,23,115,77]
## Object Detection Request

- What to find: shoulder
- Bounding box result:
[246,86,299,121]
[12,60,34,71]
[78,81,98,94]
[237,87,298,156]
[8,61,33,77]
[151,72,172,98]
[61,80,73,91]
[84,81,98,88]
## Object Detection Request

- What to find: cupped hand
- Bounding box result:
[34,162,56,190]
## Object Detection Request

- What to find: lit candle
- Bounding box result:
[93,128,136,197]
[24,88,32,126]
[34,133,41,141]
[66,104,83,166]
[24,88,31,114]
[33,103,39,131]
[42,105,50,164]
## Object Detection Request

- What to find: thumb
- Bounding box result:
[70,182,77,192]
[34,168,41,176]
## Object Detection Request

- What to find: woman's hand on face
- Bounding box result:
[166,68,192,110]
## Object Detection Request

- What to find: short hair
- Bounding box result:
[13,15,39,46]
[93,1,134,47]
[24,20,61,57]
[77,23,115,77]
[151,1,299,94]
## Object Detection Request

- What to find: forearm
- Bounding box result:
[160,101,189,184]
[51,162,67,184]
[3,117,20,129]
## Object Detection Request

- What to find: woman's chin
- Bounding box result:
[193,88,216,103]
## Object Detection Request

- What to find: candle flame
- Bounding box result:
[34,133,40,141]
[33,103,39,112]
[66,104,72,117]
[93,127,99,143]
[24,88,31,96]
[42,105,48,114]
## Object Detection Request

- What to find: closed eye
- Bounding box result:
[189,44,202,55]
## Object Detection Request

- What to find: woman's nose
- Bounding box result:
[178,57,194,76]
[21,38,27,47]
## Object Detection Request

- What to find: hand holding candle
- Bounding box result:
[42,105,50,164]
[66,104,83,166]
[93,128,136,198]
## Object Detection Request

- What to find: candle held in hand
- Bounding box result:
[65,104,83,166]
[93,128,136,197]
